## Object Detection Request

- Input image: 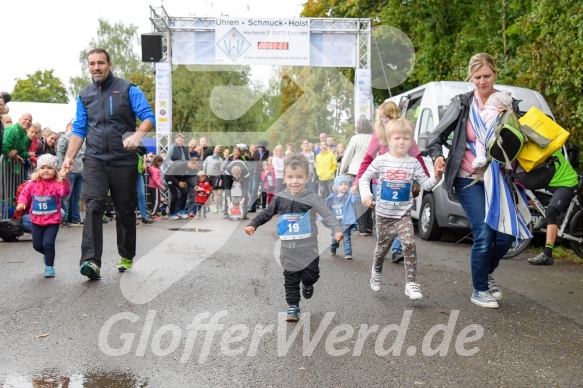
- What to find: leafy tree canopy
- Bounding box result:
[12,70,68,103]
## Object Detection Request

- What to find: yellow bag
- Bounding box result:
[517,106,570,171]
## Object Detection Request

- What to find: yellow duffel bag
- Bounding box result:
[517,106,571,171]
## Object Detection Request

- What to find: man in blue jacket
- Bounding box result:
[63,48,155,280]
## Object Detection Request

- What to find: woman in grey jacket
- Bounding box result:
[425,53,519,309]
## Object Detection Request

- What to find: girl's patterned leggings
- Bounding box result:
[373,213,417,283]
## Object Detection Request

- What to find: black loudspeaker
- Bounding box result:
[141,34,163,62]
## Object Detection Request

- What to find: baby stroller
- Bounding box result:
[228,200,243,221]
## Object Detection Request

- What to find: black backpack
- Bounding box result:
[0,219,24,242]
[514,156,557,190]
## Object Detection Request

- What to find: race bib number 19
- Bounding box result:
[277,212,312,240]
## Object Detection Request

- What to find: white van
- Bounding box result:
[386,81,554,240]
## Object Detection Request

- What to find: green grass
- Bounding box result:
[527,243,583,265]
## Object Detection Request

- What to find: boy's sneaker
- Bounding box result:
[44,266,55,278]
[345,254,353,260]
[487,274,502,300]
[286,305,300,322]
[80,261,101,280]
[527,252,554,265]
[117,257,133,272]
[330,248,337,256]
[71,221,83,227]
[189,212,195,218]
[391,251,404,263]
[405,282,423,299]
[370,272,381,292]
[152,215,160,221]
[177,211,188,219]
[61,221,71,228]
[212,209,219,214]
[302,285,314,299]
[169,214,180,220]
[471,290,499,309]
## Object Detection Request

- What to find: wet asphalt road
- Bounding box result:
[0,213,582,387]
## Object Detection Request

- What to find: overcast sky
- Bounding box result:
[0,0,304,95]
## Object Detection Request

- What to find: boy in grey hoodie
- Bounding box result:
[246,154,344,321]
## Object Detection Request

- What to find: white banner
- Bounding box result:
[355,69,373,121]
[214,18,310,66]
[155,62,172,134]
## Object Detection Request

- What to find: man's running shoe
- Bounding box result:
[117,257,133,272]
[80,261,101,280]
[527,252,554,265]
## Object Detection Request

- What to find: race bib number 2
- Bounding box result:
[380,180,411,202]
[277,212,312,240]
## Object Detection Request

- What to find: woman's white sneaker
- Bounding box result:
[405,282,423,300]
[471,290,499,308]
[487,274,502,300]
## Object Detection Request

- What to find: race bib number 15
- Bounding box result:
[32,195,58,215]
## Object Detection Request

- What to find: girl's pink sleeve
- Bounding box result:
[17,182,33,206]
[354,132,380,187]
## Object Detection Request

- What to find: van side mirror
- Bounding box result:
[417,133,429,151]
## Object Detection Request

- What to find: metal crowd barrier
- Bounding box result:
[1,154,157,221]
[1,155,27,220]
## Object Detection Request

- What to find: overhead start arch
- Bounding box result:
[147,5,372,153]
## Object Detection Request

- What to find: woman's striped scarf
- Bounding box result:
[468,96,532,240]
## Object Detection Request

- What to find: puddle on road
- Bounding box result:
[2,369,148,387]
[168,227,213,232]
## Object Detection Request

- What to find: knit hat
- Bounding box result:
[37,154,58,170]
[334,175,349,190]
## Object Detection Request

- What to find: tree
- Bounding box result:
[11,70,69,103]
[506,0,583,143]
[69,18,150,99]
[171,65,268,143]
